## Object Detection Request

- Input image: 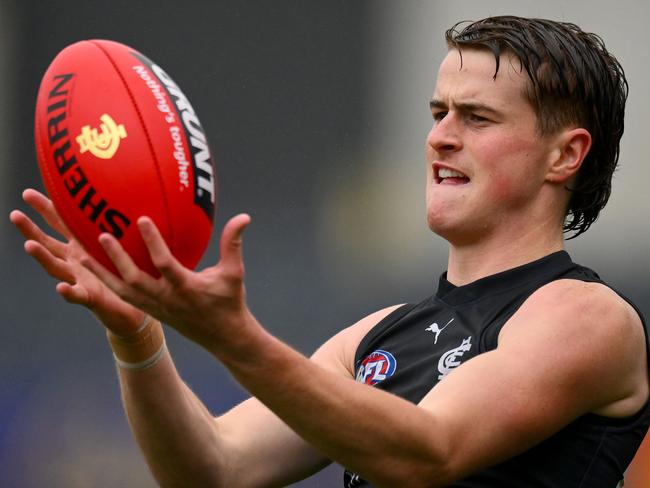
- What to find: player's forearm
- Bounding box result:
[115,343,227,487]
[214,324,454,487]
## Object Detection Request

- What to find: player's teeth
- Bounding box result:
[439,168,466,179]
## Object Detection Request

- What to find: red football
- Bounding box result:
[34,40,217,276]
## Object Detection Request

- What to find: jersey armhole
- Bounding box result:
[353,303,418,366]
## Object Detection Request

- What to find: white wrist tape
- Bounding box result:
[113,340,167,371]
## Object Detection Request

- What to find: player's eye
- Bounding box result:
[432,111,447,122]
[468,113,489,123]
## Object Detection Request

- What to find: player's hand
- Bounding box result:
[10,189,145,336]
[80,213,258,353]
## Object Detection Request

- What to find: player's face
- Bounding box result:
[425,49,556,244]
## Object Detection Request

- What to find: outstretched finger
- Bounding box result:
[219,213,251,279]
[97,232,158,293]
[10,210,68,259]
[23,188,72,240]
[137,217,188,286]
[24,239,76,284]
[81,254,157,314]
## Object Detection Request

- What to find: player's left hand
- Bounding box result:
[81,213,260,353]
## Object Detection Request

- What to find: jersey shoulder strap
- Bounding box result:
[354,302,418,365]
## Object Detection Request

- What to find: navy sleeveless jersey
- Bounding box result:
[344,251,650,487]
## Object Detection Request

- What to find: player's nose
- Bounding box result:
[426,114,462,153]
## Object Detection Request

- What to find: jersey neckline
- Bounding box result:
[436,250,574,306]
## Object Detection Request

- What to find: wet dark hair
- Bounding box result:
[445,16,628,238]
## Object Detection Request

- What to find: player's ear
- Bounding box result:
[545,128,592,183]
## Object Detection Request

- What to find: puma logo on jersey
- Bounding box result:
[425,317,454,344]
[438,336,472,379]
[344,471,363,488]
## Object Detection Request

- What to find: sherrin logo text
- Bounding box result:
[44,73,131,238]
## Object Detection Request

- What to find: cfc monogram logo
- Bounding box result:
[438,336,472,380]
[76,113,127,159]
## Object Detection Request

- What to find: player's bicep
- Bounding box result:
[217,396,331,487]
[215,304,404,487]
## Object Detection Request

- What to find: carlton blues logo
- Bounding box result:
[355,350,397,386]
[76,113,128,159]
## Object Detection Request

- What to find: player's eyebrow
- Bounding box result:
[429,99,447,111]
[429,98,502,117]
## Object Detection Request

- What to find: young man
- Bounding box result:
[11,16,649,487]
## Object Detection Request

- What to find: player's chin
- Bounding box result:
[425,209,451,236]
[425,203,469,239]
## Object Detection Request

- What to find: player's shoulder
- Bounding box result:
[497,278,647,415]
[528,278,640,328]
[527,280,648,416]
[502,278,644,349]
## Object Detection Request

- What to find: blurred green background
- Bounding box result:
[1,1,648,486]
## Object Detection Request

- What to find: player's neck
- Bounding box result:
[445,220,565,287]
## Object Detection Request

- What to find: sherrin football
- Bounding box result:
[34,40,217,276]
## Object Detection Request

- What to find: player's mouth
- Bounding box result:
[434,165,470,185]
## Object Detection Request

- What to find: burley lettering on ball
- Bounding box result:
[34,39,217,276]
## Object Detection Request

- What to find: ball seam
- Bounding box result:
[89,39,175,263]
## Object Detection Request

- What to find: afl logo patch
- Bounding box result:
[356,350,397,385]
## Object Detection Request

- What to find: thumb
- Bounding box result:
[219,213,252,278]
[56,281,91,305]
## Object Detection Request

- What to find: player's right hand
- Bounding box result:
[10,188,146,336]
